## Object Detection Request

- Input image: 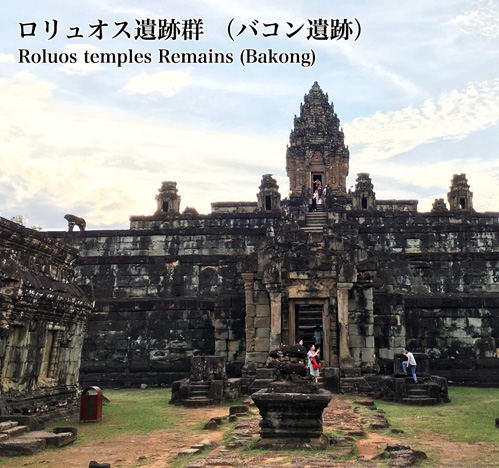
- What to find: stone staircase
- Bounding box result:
[402,380,438,406]
[0,420,76,456]
[183,381,214,407]
[302,209,327,233]
[0,420,28,440]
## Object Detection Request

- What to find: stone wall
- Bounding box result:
[348,209,499,382]
[48,213,279,387]
[0,217,92,417]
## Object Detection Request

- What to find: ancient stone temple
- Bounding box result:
[47,82,499,390]
[0,217,93,418]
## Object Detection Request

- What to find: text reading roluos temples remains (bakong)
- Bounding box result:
[18,48,316,68]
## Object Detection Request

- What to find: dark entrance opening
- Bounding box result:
[162,202,169,212]
[460,198,466,209]
[265,195,272,210]
[361,196,368,209]
[295,304,322,348]
[312,173,323,190]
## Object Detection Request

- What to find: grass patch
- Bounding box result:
[374,386,499,443]
[45,388,183,446]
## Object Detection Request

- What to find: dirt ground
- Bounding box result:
[3,396,499,468]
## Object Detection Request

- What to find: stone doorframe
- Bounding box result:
[288,298,333,367]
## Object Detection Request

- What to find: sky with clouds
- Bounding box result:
[1,0,498,230]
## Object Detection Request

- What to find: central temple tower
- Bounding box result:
[286,82,349,195]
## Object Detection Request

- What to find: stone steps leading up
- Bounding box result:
[183,397,214,408]
[401,380,438,406]
[303,212,328,233]
[0,423,76,457]
[0,421,18,432]
[401,397,438,406]
[2,425,28,438]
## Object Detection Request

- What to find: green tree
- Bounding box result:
[10,215,42,231]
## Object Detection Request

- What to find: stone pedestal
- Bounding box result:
[251,344,332,449]
[252,389,332,448]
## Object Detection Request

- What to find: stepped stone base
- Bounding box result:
[252,434,329,450]
[183,397,215,408]
[0,424,77,457]
[0,438,46,456]
[402,397,438,406]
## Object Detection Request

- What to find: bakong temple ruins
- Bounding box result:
[1,82,498,416]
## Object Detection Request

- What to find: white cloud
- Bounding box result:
[0,53,15,63]
[122,70,191,97]
[0,72,284,228]
[349,157,499,213]
[450,0,499,39]
[344,80,499,163]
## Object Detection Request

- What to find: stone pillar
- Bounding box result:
[322,299,330,367]
[267,287,282,351]
[241,273,256,353]
[337,288,352,366]
[47,329,63,379]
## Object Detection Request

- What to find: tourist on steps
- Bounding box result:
[308,345,320,383]
[403,348,418,383]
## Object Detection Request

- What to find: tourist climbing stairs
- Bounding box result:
[302,209,328,233]
[402,379,437,406]
[0,420,76,456]
[183,381,214,408]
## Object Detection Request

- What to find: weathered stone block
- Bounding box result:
[361,348,375,362]
[255,304,270,317]
[254,338,270,353]
[348,335,365,348]
[256,327,270,338]
[214,340,227,352]
[254,316,271,328]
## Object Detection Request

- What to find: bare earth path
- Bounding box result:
[2,396,499,468]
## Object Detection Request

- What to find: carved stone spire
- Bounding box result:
[286,82,349,195]
[352,173,376,209]
[257,174,281,212]
[447,174,473,211]
[155,181,181,215]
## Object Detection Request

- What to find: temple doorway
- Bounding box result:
[312,173,323,190]
[295,304,322,348]
[288,298,338,367]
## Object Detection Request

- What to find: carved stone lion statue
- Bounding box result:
[64,214,86,232]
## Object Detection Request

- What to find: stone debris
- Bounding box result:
[178,448,202,456]
[331,436,355,455]
[229,404,249,416]
[177,438,217,457]
[353,398,376,409]
[89,462,111,468]
[369,414,390,429]
[374,443,427,468]
[203,417,222,430]
[339,423,365,436]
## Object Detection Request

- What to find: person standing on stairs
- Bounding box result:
[403,348,418,383]
[308,345,320,383]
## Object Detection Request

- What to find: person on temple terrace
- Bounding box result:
[307,344,320,383]
[403,348,418,383]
